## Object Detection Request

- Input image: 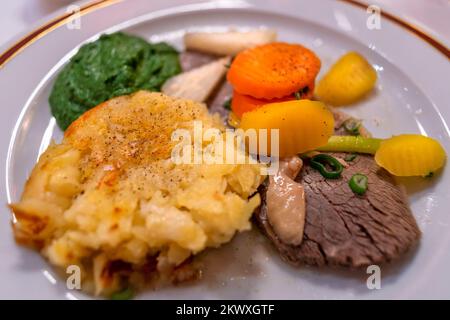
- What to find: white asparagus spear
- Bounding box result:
[184,30,277,56]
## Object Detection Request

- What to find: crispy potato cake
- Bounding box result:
[10,91,263,295]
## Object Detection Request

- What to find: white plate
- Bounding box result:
[0,0,449,299]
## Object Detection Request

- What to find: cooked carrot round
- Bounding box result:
[227,42,321,99]
[231,90,294,118]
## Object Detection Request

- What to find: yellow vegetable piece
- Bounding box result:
[375,134,446,177]
[239,100,334,157]
[228,111,241,128]
[315,52,377,106]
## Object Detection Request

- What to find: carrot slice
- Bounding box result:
[231,83,315,118]
[227,42,321,99]
[231,91,294,118]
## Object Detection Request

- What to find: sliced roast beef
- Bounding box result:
[254,113,421,268]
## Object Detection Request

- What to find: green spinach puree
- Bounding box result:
[49,32,181,130]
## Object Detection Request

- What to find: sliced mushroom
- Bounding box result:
[266,156,306,246]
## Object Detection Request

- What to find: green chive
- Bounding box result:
[343,118,361,135]
[110,288,134,300]
[310,154,344,179]
[349,173,368,195]
[294,87,309,100]
[425,171,434,178]
[344,153,357,162]
[225,56,235,69]
[223,98,232,110]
